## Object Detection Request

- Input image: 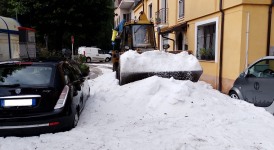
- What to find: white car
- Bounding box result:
[78,47,111,62]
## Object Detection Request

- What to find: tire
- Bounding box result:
[72,111,79,128]
[86,57,91,63]
[116,65,121,83]
[229,91,240,99]
[66,110,79,131]
[113,62,118,72]
[105,57,111,62]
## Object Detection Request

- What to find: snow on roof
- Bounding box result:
[120,50,203,72]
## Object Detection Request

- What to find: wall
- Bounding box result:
[271,7,274,55]
[223,0,270,9]
[187,13,221,89]
[185,0,219,21]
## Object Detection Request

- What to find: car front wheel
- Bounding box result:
[86,57,91,63]
[229,91,240,99]
[73,112,79,128]
[105,57,111,62]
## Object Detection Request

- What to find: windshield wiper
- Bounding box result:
[134,25,144,33]
[0,84,21,87]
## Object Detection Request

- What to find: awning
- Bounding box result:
[160,22,187,34]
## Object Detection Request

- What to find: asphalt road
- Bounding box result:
[86,62,112,79]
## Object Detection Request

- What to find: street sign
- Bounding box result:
[71,35,74,44]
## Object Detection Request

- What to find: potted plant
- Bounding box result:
[199,48,207,60]
[207,49,215,60]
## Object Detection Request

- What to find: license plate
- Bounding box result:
[0,99,36,107]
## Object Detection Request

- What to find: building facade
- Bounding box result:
[114,0,274,94]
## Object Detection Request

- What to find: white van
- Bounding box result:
[78,47,111,63]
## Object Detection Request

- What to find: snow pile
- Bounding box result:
[1,64,274,150]
[86,72,274,150]
[120,50,202,72]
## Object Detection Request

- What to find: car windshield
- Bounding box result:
[0,65,53,86]
[132,25,155,48]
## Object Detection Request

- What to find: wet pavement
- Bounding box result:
[86,62,112,79]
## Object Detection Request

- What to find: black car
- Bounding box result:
[0,59,90,136]
[229,56,274,114]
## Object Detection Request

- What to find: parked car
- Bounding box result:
[229,56,274,114]
[0,59,90,136]
[78,46,111,62]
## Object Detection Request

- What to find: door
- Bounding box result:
[177,32,183,50]
[241,59,274,107]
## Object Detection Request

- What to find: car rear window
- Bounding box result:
[0,65,53,86]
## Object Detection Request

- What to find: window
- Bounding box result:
[197,23,215,60]
[132,25,155,48]
[248,59,274,78]
[123,13,131,22]
[196,18,218,61]
[178,0,184,19]
[148,3,152,19]
[0,65,53,86]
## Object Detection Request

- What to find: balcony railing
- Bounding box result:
[155,8,168,25]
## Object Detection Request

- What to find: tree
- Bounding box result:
[0,0,114,51]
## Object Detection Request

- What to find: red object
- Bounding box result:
[18,27,36,32]
[71,35,74,44]
[49,122,60,126]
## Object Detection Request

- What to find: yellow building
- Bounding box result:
[115,0,274,94]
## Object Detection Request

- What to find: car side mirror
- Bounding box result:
[73,80,81,91]
[64,75,69,84]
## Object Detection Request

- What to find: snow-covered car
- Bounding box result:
[0,59,90,136]
[229,56,274,114]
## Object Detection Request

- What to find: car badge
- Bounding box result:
[15,88,21,94]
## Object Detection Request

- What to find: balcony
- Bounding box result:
[155,8,168,25]
[118,0,134,9]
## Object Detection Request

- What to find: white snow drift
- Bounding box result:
[1,63,274,150]
[120,50,203,72]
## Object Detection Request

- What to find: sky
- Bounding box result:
[1,51,274,150]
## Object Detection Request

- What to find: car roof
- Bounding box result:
[262,56,274,60]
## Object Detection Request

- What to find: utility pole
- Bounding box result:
[44,34,48,51]
[71,35,74,60]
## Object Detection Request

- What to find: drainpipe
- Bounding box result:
[142,0,145,12]
[266,0,274,56]
[157,0,160,49]
[0,16,12,59]
[245,12,250,68]
[218,0,224,92]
